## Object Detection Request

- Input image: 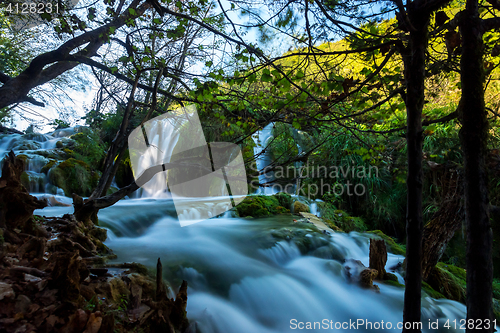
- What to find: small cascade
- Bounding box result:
[309,199,323,217]
[135,122,180,199]
[252,123,277,194]
[0,127,82,194]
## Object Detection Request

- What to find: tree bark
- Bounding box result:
[401,3,430,332]
[459,1,494,331]
[422,169,463,280]
[369,239,387,279]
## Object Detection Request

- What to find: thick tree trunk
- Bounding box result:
[459,1,494,331]
[422,169,463,280]
[402,5,429,333]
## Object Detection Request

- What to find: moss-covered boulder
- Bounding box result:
[236,193,291,217]
[293,201,310,214]
[426,263,466,303]
[317,201,367,232]
[41,160,57,174]
[20,171,45,192]
[274,192,292,209]
[48,158,100,196]
[366,230,406,256]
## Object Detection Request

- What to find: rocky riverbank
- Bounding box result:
[0,152,191,333]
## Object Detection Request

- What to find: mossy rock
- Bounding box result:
[48,158,99,196]
[20,171,45,192]
[41,160,57,174]
[317,201,366,232]
[381,279,404,288]
[236,195,289,217]
[89,227,108,242]
[12,140,41,151]
[293,201,310,214]
[371,274,445,299]
[426,263,466,303]
[421,280,446,299]
[367,230,406,256]
[274,192,292,209]
[16,154,28,163]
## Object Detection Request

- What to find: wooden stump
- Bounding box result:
[369,238,387,279]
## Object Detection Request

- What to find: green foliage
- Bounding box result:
[71,129,106,168]
[50,119,71,130]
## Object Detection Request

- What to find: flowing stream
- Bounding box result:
[33,198,470,333]
[0,129,480,333]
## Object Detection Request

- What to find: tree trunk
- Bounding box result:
[459,1,494,331]
[402,5,429,332]
[422,169,463,280]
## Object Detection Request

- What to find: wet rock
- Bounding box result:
[89,227,107,242]
[293,201,310,214]
[83,312,102,333]
[15,294,31,313]
[0,282,15,300]
[359,269,378,288]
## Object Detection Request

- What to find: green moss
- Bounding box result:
[427,263,466,303]
[274,192,292,209]
[317,202,366,232]
[17,154,28,163]
[41,160,57,174]
[236,194,290,217]
[493,279,500,299]
[422,281,446,299]
[48,158,99,196]
[63,148,74,157]
[384,272,399,282]
[367,230,406,256]
[20,171,30,188]
[381,280,404,288]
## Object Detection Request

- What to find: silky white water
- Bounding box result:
[35,198,471,333]
[1,126,480,333]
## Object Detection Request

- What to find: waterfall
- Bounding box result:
[252,123,277,194]
[0,128,76,194]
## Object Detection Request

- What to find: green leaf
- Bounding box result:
[261,73,272,82]
[40,12,51,21]
[128,8,137,16]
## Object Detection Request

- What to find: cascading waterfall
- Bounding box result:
[252,123,278,194]
[0,128,77,194]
